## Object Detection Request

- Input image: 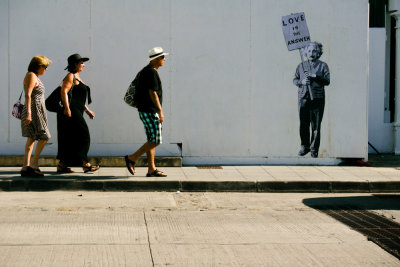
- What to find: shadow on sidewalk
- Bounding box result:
[303,195,400,210]
[0,171,123,181]
[303,195,400,260]
[367,153,400,168]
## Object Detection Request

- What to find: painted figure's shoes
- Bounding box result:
[298,147,310,156]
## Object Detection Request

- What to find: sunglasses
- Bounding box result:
[40,65,48,69]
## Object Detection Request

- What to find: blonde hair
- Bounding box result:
[27,55,52,74]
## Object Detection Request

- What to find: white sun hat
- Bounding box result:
[148,47,169,61]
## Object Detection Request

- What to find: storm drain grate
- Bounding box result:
[196,166,223,169]
[317,205,400,260]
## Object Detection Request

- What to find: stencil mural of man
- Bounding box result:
[293,42,330,158]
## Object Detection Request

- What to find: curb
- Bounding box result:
[0,156,182,167]
[0,180,399,193]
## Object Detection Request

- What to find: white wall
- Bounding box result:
[0,0,9,147]
[368,28,393,153]
[0,0,369,164]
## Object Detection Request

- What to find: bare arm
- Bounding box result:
[60,73,74,117]
[23,72,38,125]
[149,89,164,123]
[84,105,95,119]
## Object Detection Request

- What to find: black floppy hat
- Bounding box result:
[65,53,89,70]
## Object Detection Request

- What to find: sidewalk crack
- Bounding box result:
[143,211,155,267]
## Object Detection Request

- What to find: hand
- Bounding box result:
[24,113,32,125]
[85,109,95,120]
[308,73,316,81]
[64,107,71,117]
[301,77,310,85]
[158,110,164,123]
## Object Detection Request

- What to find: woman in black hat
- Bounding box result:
[56,54,99,173]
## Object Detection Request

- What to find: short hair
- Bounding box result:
[306,42,323,58]
[27,55,51,74]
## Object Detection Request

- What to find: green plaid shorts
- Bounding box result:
[139,111,162,144]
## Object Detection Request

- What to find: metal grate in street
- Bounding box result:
[316,205,400,260]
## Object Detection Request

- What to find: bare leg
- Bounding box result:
[22,138,35,170]
[146,146,157,173]
[127,142,158,174]
[145,146,167,176]
[129,142,158,162]
[30,139,48,169]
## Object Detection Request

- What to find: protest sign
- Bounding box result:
[282,12,311,51]
[282,12,313,99]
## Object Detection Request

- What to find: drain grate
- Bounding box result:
[196,166,223,169]
[316,205,400,260]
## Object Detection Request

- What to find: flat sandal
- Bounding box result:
[146,169,167,177]
[82,165,100,173]
[124,155,135,175]
[57,164,74,173]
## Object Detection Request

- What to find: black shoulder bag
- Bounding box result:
[45,76,75,113]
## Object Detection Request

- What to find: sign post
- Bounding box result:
[281,12,313,100]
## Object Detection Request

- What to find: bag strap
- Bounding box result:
[18,89,23,101]
[20,72,39,101]
[61,73,76,87]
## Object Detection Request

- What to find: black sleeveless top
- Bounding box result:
[70,79,92,112]
[56,77,92,166]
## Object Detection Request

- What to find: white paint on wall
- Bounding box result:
[0,0,369,164]
[368,28,393,153]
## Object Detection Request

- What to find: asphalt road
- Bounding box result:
[0,192,399,266]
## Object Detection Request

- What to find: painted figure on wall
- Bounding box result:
[293,42,330,158]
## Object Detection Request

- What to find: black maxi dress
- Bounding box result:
[56,79,92,166]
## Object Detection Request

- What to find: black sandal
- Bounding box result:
[124,155,135,175]
[20,168,29,177]
[82,165,100,173]
[34,168,44,176]
[24,166,44,177]
[146,169,167,177]
[57,164,75,173]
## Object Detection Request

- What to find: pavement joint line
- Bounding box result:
[143,211,155,267]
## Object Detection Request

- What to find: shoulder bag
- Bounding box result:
[124,71,141,108]
[11,90,24,119]
[46,75,75,113]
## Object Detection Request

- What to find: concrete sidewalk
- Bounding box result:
[2,192,399,266]
[1,165,400,192]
